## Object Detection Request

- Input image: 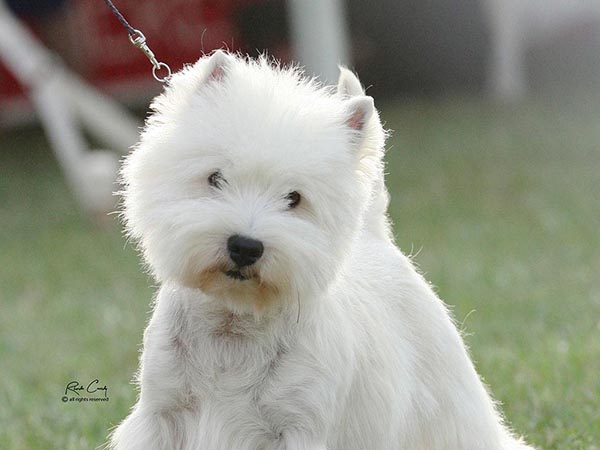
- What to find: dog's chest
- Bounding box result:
[168,307,286,403]
[159,309,290,444]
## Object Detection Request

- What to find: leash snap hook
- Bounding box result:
[127,29,172,83]
[129,30,157,66]
[103,0,171,82]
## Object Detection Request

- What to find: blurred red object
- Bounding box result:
[0,0,242,123]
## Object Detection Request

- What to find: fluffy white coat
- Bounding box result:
[110,51,535,450]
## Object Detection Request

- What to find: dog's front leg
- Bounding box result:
[110,292,202,450]
[109,405,166,450]
[261,326,352,450]
[110,400,203,450]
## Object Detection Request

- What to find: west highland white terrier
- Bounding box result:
[109,51,535,450]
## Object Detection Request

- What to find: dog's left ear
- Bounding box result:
[345,96,374,132]
[337,67,364,97]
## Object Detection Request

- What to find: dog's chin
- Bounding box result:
[185,265,281,312]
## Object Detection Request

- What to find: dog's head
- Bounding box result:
[122,52,386,313]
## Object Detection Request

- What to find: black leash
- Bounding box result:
[102,0,172,83]
[103,0,136,36]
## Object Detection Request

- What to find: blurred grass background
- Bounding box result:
[1,98,599,449]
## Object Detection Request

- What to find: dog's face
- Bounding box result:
[122,52,384,312]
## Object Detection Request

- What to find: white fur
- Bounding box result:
[110,51,535,450]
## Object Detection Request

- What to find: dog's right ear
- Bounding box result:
[337,67,364,97]
[203,50,232,83]
[345,96,374,132]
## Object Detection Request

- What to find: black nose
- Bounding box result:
[227,235,264,267]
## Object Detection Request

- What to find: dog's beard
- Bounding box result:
[184,263,282,313]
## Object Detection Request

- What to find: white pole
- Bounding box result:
[287,0,351,84]
[485,0,527,101]
[0,1,140,215]
[0,1,55,85]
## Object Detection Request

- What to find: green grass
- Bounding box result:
[1,97,599,449]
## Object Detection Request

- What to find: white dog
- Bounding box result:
[110,51,535,450]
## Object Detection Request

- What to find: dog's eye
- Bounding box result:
[208,171,225,189]
[286,191,301,208]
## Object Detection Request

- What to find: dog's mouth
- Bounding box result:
[224,269,250,281]
[194,265,280,310]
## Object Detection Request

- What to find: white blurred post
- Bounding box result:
[0,1,140,217]
[287,0,351,84]
[485,0,527,102]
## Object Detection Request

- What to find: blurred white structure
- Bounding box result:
[485,0,600,101]
[0,0,351,217]
[0,1,140,217]
[287,0,351,84]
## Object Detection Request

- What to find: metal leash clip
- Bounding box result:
[128,29,171,83]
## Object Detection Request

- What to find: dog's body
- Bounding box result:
[110,52,534,450]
